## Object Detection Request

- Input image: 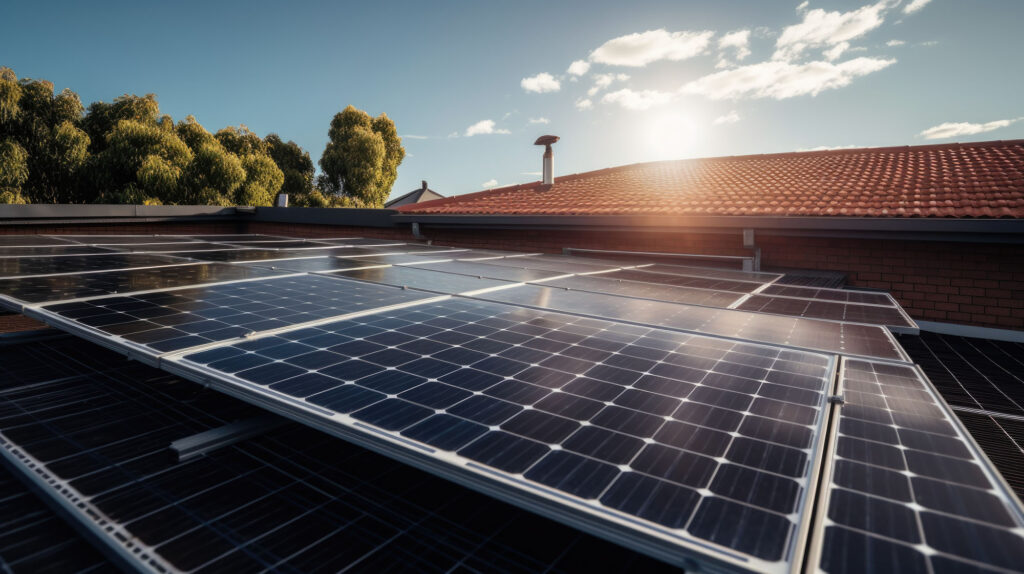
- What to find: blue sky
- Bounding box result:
[2,0,1022,201]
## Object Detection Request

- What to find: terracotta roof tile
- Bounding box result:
[398,140,1024,218]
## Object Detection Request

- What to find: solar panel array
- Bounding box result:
[811,358,1024,573]
[0,233,1016,574]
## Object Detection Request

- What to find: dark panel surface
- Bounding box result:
[335,266,513,294]
[0,335,672,574]
[639,263,782,283]
[60,235,198,244]
[0,263,281,304]
[600,269,765,293]
[760,284,893,305]
[737,295,915,329]
[409,260,567,282]
[42,274,436,354]
[537,274,743,308]
[0,246,115,258]
[816,358,1024,573]
[179,298,834,571]
[473,284,906,361]
[0,235,75,246]
[0,253,183,278]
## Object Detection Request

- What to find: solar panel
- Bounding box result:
[0,253,185,278]
[810,358,1024,573]
[0,334,673,573]
[638,263,783,283]
[217,240,338,249]
[736,295,917,331]
[759,284,894,305]
[59,235,199,244]
[334,266,515,294]
[237,255,395,273]
[0,263,282,309]
[186,234,292,242]
[0,235,76,246]
[409,260,568,282]
[338,253,459,266]
[535,274,744,308]
[0,245,116,258]
[318,238,409,246]
[168,297,836,572]
[114,241,236,252]
[472,284,908,361]
[600,269,766,293]
[35,274,440,356]
[482,255,622,274]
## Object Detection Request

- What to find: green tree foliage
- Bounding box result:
[318,106,404,207]
[0,138,29,203]
[0,67,398,208]
[266,133,314,201]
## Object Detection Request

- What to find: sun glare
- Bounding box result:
[637,110,702,161]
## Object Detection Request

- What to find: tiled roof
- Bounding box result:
[398,140,1024,218]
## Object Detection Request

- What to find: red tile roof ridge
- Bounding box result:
[397,139,1024,219]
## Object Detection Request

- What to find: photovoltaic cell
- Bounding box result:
[472,284,907,361]
[0,253,184,278]
[334,266,514,294]
[337,253,459,266]
[759,284,894,306]
[536,274,743,308]
[217,240,338,249]
[172,298,835,572]
[0,263,281,306]
[185,234,291,242]
[736,295,916,330]
[600,269,766,293]
[38,274,438,354]
[813,358,1024,573]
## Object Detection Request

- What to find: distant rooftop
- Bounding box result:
[398,140,1024,218]
[385,180,445,208]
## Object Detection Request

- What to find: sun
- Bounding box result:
[637,110,703,161]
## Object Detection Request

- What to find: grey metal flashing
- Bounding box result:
[393,213,1024,237]
[247,206,399,228]
[0,204,237,220]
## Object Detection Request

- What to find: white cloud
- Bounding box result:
[681,57,895,100]
[587,73,630,96]
[447,131,459,139]
[904,0,932,14]
[522,171,542,176]
[919,118,1021,140]
[823,41,850,61]
[797,1,809,12]
[521,73,561,93]
[886,39,905,46]
[774,2,889,61]
[921,40,939,47]
[464,120,511,137]
[590,29,714,67]
[400,134,429,140]
[575,98,593,110]
[481,179,499,189]
[567,60,591,76]
[717,30,751,68]
[796,144,860,151]
[713,110,741,125]
[602,88,674,110]
[528,117,550,124]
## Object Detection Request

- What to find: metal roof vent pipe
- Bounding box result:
[534,135,559,186]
